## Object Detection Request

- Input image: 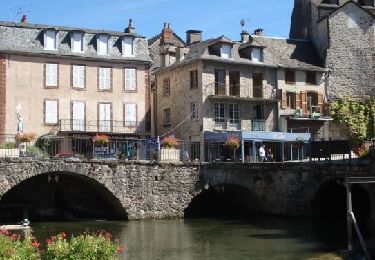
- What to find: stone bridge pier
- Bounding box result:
[0,159,371,221]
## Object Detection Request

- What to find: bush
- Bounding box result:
[0,230,41,260]
[0,142,17,149]
[25,146,48,158]
[15,133,37,143]
[162,136,180,149]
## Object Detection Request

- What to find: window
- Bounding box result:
[307,92,318,112]
[255,105,264,120]
[215,70,226,95]
[72,101,85,131]
[251,48,262,62]
[164,108,171,126]
[124,68,137,91]
[72,65,85,89]
[45,63,58,87]
[71,32,84,52]
[190,70,198,89]
[214,103,225,123]
[221,44,232,59]
[286,92,296,109]
[229,104,239,124]
[123,36,134,57]
[253,73,263,98]
[124,103,137,127]
[44,100,58,124]
[99,103,112,132]
[44,29,57,50]
[191,103,199,120]
[306,71,316,85]
[163,78,170,96]
[285,69,295,84]
[98,67,111,90]
[97,35,109,55]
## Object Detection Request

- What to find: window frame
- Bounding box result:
[44,63,59,88]
[228,103,240,124]
[251,48,262,62]
[286,92,296,109]
[163,78,171,96]
[44,99,59,125]
[305,71,317,85]
[285,69,296,84]
[97,34,109,55]
[214,103,225,123]
[190,103,199,120]
[71,64,86,90]
[44,29,58,51]
[190,70,198,89]
[163,108,171,126]
[71,100,86,131]
[98,102,113,132]
[122,36,135,57]
[97,67,112,91]
[124,103,138,127]
[220,44,232,59]
[124,67,137,92]
[71,32,84,53]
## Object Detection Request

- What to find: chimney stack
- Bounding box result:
[161,22,173,40]
[124,18,135,33]
[176,47,189,62]
[254,28,264,36]
[186,30,202,45]
[240,30,250,43]
[20,15,27,24]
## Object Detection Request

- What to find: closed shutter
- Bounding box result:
[125,68,136,91]
[72,32,83,52]
[45,30,56,50]
[72,102,85,131]
[123,37,134,56]
[46,64,58,86]
[99,68,111,90]
[281,91,287,109]
[73,65,85,88]
[99,103,111,132]
[296,93,301,109]
[45,100,58,124]
[97,35,108,55]
[125,103,137,127]
[318,93,324,114]
[300,91,307,115]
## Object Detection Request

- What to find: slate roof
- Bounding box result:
[0,21,151,64]
[157,35,326,73]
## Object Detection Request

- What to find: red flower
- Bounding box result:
[11,234,19,241]
[60,231,67,239]
[31,241,40,248]
[104,232,112,241]
[0,229,10,236]
[46,238,52,245]
[117,247,124,253]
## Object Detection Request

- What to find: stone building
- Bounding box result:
[154,31,329,161]
[290,0,375,99]
[0,18,152,141]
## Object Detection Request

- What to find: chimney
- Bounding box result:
[240,30,250,43]
[254,28,264,36]
[186,30,202,45]
[161,22,173,40]
[20,15,27,24]
[176,47,189,62]
[124,18,135,33]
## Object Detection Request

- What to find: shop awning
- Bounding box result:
[204,131,311,143]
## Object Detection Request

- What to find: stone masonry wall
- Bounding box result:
[0,55,5,136]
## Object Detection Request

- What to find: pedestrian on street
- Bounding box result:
[259,145,266,162]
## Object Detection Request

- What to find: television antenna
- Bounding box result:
[240,18,250,32]
[9,4,32,22]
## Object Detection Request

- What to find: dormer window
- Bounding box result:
[44,29,57,51]
[221,44,232,59]
[123,36,134,57]
[251,48,263,62]
[71,32,84,53]
[97,35,109,55]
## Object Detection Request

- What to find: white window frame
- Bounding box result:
[99,103,112,132]
[215,103,225,123]
[98,67,111,90]
[72,101,85,131]
[124,68,137,91]
[72,65,85,89]
[97,35,109,55]
[45,63,58,87]
[251,48,262,62]
[71,32,84,53]
[44,29,57,51]
[44,100,58,124]
[123,36,134,57]
[229,103,240,124]
[124,103,137,127]
[220,44,232,59]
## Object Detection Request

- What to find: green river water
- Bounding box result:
[31,216,349,260]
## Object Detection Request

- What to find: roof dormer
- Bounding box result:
[208,36,234,59]
[239,40,265,62]
[70,30,85,53]
[96,33,109,55]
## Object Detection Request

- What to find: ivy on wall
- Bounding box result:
[330,98,375,145]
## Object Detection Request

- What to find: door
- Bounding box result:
[99,103,111,132]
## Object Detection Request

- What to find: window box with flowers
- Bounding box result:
[224,135,240,161]
[160,136,180,161]
[93,134,109,145]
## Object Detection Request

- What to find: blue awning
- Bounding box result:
[204,131,311,143]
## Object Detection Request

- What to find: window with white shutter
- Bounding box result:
[44,100,58,124]
[221,44,232,59]
[72,101,85,131]
[72,65,85,89]
[99,103,111,132]
[45,63,58,87]
[124,103,137,127]
[97,35,109,55]
[251,48,262,62]
[124,68,136,91]
[44,30,57,50]
[98,68,111,90]
[71,32,84,52]
[123,37,134,57]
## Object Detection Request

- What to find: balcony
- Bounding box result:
[57,119,140,134]
[252,120,266,131]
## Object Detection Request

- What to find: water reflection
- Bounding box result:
[31,216,346,260]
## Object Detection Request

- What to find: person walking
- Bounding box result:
[267,148,274,162]
[259,145,266,162]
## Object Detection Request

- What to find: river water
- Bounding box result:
[31,216,348,260]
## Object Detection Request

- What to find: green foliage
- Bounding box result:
[0,230,41,260]
[0,142,17,149]
[330,98,375,145]
[26,145,48,158]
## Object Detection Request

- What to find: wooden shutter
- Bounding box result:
[300,91,307,115]
[125,68,136,91]
[123,37,134,56]
[45,100,58,124]
[281,91,287,109]
[125,103,137,126]
[296,93,301,109]
[72,102,85,131]
[318,93,324,113]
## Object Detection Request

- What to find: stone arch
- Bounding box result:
[0,161,128,221]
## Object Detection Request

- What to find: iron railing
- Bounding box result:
[212,83,281,100]
[57,119,140,134]
[252,120,266,131]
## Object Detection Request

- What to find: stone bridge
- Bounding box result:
[0,158,372,220]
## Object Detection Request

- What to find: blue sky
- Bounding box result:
[0,0,294,40]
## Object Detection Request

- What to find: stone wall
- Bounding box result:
[0,55,6,136]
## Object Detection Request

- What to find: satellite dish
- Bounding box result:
[240,19,246,27]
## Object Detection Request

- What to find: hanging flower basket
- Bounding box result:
[15,133,37,143]
[93,134,109,145]
[225,135,240,150]
[162,136,180,149]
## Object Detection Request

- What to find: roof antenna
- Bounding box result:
[240,18,250,32]
[9,4,32,23]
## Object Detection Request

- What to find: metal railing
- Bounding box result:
[252,120,266,131]
[212,82,281,100]
[58,119,140,134]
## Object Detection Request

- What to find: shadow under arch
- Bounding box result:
[184,184,263,218]
[0,172,128,222]
[311,178,371,236]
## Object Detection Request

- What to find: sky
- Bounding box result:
[0,0,294,41]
